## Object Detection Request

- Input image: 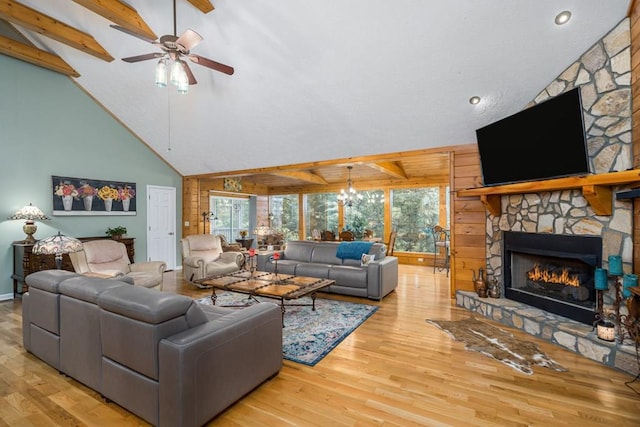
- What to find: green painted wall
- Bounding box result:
[0,54,183,299]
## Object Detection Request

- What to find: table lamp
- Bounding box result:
[32,232,83,269]
[8,203,50,243]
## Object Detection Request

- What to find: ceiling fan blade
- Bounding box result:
[122,53,164,63]
[176,29,203,51]
[188,54,235,75]
[181,61,198,85]
[110,25,157,44]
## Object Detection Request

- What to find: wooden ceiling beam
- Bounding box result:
[269,171,329,185]
[260,176,450,196]
[368,161,408,179]
[72,0,157,41]
[0,0,113,62]
[0,35,79,77]
[185,0,215,13]
[187,146,453,180]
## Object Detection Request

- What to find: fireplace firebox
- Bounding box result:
[503,231,602,325]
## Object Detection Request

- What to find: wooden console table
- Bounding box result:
[12,236,135,298]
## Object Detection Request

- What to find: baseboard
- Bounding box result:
[0,292,15,301]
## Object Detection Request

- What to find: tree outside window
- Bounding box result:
[209,196,249,241]
[343,190,385,239]
[304,193,338,238]
[269,194,299,241]
[390,188,443,253]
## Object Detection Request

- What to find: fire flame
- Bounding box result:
[527,264,580,287]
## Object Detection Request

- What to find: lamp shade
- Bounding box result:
[8,203,50,221]
[32,232,83,269]
[8,203,50,243]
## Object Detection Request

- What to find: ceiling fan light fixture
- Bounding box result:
[155,58,168,87]
[177,75,189,94]
[170,60,185,86]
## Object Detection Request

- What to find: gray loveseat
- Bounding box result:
[22,270,282,426]
[256,240,398,300]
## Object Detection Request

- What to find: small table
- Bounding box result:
[235,238,254,250]
[195,271,334,326]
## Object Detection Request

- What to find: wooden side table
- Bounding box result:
[235,238,254,250]
[12,241,34,298]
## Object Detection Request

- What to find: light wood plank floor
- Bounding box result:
[1,265,638,426]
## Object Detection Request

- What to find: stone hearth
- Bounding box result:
[457,290,638,376]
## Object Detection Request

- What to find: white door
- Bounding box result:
[147,185,177,270]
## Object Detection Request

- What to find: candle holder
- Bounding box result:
[248,248,256,279]
[623,274,638,298]
[611,274,624,343]
[594,267,608,320]
[608,255,623,276]
[272,252,281,283]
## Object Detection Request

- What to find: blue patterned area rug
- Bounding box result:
[196,293,378,366]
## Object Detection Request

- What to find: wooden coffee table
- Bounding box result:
[195,271,334,326]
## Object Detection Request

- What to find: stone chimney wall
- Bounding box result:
[485,18,633,309]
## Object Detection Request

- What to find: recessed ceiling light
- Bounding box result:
[469,96,481,105]
[555,11,572,25]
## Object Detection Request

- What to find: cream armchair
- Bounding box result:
[69,240,166,290]
[181,234,244,284]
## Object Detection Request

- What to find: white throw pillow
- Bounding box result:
[361,253,375,266]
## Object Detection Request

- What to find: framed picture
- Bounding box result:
[223,177,242,192]
[52,175,137,216]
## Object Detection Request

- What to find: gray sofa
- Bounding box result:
[256,240,398,300]
[22,270,282,427]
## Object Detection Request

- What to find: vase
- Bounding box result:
[104,198,113,212]
[122,198,130,212]
[83,195,94,211]
[62,195,73,211]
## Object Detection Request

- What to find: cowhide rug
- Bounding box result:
[426,317,567,375]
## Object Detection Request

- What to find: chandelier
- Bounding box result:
[337,166,363,207]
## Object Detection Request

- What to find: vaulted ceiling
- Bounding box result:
[0,1,631,190]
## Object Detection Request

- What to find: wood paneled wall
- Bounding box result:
[449,144,486,297]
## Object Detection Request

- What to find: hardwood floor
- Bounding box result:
[1,265,638,426]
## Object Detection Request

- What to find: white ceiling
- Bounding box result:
[12,0,631,176]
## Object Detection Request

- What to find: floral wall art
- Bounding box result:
[52,176,137,216]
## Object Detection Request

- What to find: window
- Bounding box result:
[390,187,447,253]
[209,196,249,242]
[343,190,385,239]
[304,193,338,239]
[269,195,300,241]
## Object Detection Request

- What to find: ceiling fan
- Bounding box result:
[110,0,234,87]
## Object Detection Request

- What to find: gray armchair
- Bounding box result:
[181,234,244,283]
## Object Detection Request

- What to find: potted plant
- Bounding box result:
[106,226,127,240]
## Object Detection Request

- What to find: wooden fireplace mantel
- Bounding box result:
[456,169,640,216]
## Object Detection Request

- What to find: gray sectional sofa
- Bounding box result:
[22,270,282,427]
[256,240,398,300]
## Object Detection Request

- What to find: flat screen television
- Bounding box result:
[475,87,590,187]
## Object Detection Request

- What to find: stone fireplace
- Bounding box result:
[456,19,636,374]
[502,231,602,325]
